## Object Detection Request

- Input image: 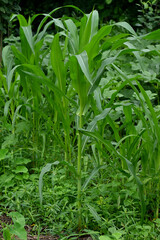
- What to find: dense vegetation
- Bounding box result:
[0,4,160,240]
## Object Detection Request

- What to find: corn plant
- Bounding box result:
[2,12,68,165]
[64,10,140,228]
[1,5,155,230]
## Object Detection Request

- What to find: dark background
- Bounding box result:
[19,0,139,26]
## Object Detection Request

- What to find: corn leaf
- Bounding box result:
[11,45,29,64]
[115,22,137,36]
[51,34,66,93]
[85,25,112,60]
[65,19,79,53]
[76,51,92,85]
[21,26,35,54]
[143,29,160,41]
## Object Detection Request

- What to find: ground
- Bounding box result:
[0,214,92,240]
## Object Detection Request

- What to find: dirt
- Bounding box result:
[0,214,92,240]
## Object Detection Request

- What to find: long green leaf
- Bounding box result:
[21,26,35,54]
[7,65,20,92]
[76,51,92,85]
[90,10,99,39]
[69,55,89,113]
[16,14,28,27]
[85,25,112,60]
[115,22,137,36]
[11,45,29,64]
[136,80,160,140]
[4,99,12,117]
[51,34,66,93]
[36,5,84,35]
[79,11,98,51]
[65,19,79,54]
[143,29,160,41]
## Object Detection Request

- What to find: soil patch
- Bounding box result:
[0,214,92,240]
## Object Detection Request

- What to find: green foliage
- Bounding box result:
[0,0,20,68]
[3,212,27,240]
[0,0,20,34]
[136,0,160,33]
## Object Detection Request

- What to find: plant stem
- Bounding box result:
[156,180,160,219]
[64,128,71,164]
[77,108,83,230]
